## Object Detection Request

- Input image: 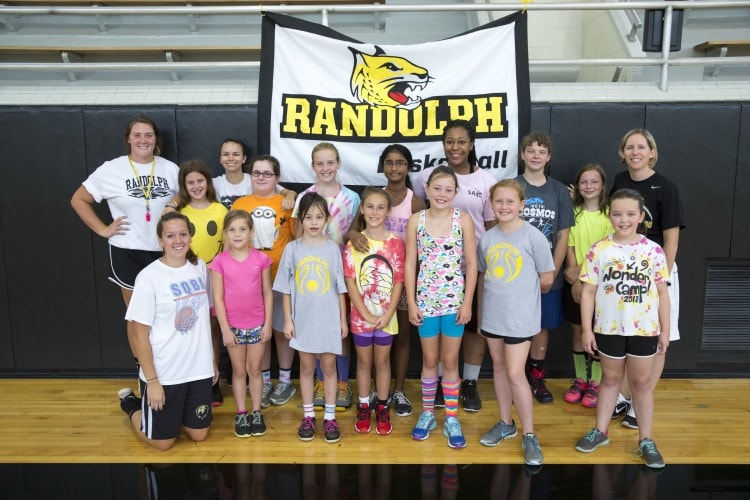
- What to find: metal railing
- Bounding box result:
[1,1,749,90]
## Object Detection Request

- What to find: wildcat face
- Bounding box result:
[349,46,431,110]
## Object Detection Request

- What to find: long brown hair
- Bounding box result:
[175,159,218,210]
[157,212,198,264]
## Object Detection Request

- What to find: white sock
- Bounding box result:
[463,363,481,381]
[359,396,369,405]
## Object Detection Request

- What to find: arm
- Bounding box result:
[70,185,129,239]
[279,186,297,211]
[132,321,166,411]
[656,280,670,355]
[339,294,349,339]
[662,227,680,274]
[539,271,554,295]
[282,294,295,340]
[404,214,423,326]
[579,282,597,355]
[345,216,369,253]
[457,212,477,325]
[162,195,179,215]
[551,228,569,283]
[260,267,274,343]
[345,276,378,326]
[564,246,580,284]
[210,269,236,348]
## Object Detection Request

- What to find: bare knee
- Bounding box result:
[148,438,177,451]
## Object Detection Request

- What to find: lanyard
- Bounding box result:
[128,157,156,222]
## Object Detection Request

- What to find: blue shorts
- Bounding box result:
[231,325,262,345]
[541,288,564,330]
[418,314,464,339]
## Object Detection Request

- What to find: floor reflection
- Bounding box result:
[2,463,749,499]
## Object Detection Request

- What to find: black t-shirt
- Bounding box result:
[611,171,686,247]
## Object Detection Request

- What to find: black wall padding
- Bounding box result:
[0,102,748,375]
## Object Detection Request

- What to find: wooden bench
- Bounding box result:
[0,45,262,81]
[694,40,750,76]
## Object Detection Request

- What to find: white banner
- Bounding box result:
[258,12,530,186]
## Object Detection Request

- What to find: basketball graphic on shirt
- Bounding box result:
[486,243,522,283]
[295,256,331,295]
[173,293,209,333]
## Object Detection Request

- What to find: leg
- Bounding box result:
[121,288,137,358]
[626,354,657,441]
[298,352,316,405]
[355,342,374,400]
[227,343,249,413]
[486,338,513,424]
[125,409,177,451]
[374,342,392,402]
[392,308,411,393]
[321,354,338,406]
[596,355,626,434]
[247,343,266,413]
[504,340,534,434]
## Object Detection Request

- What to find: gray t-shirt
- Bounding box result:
[273,239,347,354]
[515,175,575,290]
[477,222,555,338]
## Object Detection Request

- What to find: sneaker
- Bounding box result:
[522,433,544,466]
[581,381,599,408]
[250,410,267,437]
[375,404,392,436]
[355,403,371,433]
[564,378,588,404]
[324,419,341,443]
[611,395,631,419]
[261,383,273,409]
[235,412,252,438]
[636,438,665,469]
[391,390,413,417]
[434,378,445,408]
[460,379,482,412]
[411,411,437,441]
[479,419,517,447]
[622,412,639,429]
[575,427,609,453]
[298,416,316,442]
[313,378,325,408]
[212,382,224,407]
[335,381,352,410]
[527,373,553,404]
[442,416,467,449]
[118,388,141,418]
[269,381,296,405]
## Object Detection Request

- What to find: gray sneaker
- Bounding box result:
[391,390,413,417]
[575,427,610,453]
[636,438,665,469]
[261,382,273,409]
[269,381,296,405]
[522,433,544,466]
[479,419,517,447]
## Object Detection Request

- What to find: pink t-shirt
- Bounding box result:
[209,248,272,329]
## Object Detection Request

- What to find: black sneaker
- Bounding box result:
[212,383,224,407]
[324,419,341,444]
[298,416,316,442]
[434,378,445,408]
[235,412,251,438]
[460,379,482,412]
[527,372,553,404]
[250,410,267,437]
[612,397,631,420]
[391,390,413,417]
[622,412,639,429]
[118,388,141,418]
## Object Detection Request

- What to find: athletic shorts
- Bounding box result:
[139,376,213,440]
[541,288,564,330]
[352,329,394,347]
[594,333,658,359]
[418,313,464,339]
[479,329,533,344]
[231,325,262,345]
[109,245,162,290]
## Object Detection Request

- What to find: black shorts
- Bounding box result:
[563,281,582,324]
[109,245,162,290]
[594,333,658,359]
[480,330,533,345]
[139,377,213,440]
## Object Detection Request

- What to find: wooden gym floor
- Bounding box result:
[1,378,749,465]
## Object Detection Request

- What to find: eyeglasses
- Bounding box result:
[384,160,408,168]
[251,171,276,178]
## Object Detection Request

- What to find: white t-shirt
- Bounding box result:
[125,259,214,385]
[83,155,179,251]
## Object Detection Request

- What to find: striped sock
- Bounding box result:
[442,378,460,419]
[303,404,315,418]
[421,374,438,412]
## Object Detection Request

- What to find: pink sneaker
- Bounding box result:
[564,378,588,404]
[581,381,599,408]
